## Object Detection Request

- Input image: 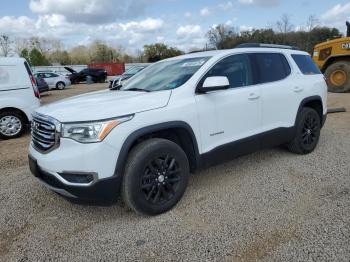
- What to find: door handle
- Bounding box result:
[293,86,303,93]
[248,93,260,100]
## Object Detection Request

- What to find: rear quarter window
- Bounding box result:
[291,54,321,75]
[253,53,291,84]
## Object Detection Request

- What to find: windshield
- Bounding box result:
[125,66,145,75]
[121,56,210,92]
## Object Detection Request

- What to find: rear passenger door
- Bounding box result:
[43,73,56,88]
[251,52,298,132]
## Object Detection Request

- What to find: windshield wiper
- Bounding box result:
[124,88,150,92]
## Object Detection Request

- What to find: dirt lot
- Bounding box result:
[0,84,349,261]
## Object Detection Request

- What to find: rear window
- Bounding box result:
[253,53,291,84]
[291,54,321,75]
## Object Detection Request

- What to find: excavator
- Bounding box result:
[313,21,350,93]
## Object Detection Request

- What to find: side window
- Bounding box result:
[254,53,291,84]
[291,54,321,75]
[44,73,52,78]
[205,54,253,88]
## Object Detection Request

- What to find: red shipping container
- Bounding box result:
[88,63,125,76]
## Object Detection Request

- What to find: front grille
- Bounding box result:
[31,114,59,152]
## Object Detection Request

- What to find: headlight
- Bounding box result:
[61,115,133,143]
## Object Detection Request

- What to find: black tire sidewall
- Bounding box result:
[0,111,26,139]
[123,139,189,215]
[295,108,321,153]
[56,82,65,90]
[325,62,350,93]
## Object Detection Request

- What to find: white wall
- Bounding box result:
[33,63,151,76]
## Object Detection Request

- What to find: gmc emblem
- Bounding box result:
[31,122,40,130]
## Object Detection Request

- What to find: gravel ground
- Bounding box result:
[0,86,349,261]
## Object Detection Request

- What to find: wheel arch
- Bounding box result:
[114,121,200,176]
[296,96,324,127]
[0,107,29,124]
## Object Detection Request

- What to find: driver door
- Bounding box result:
[195,54,262,155]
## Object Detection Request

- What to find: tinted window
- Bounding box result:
[254,53,291,84]
[205,54,253,88]
[292,54,321,75]
[122,57,210,92]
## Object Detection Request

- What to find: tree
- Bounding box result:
[89,41,122,63]
[69,45,91,65]
[29,48,50,66]
[306,15,319,32]
[20,48,30,62]
[0,35,12,57]
[276,14,293,34]
[206,24,237,49]
[143,43,183,62]
[48,50,71,65]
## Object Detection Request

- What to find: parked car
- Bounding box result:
[35,77,49,93]
[34,72,71,90]
[65,67,107,84]
[29,44,327,215]
[0,57,40,139]
[109,65,148,89]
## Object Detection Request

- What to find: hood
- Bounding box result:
[64,66,77,74]
[36,89,172,122]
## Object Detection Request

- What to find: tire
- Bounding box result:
[287,107,321,154]
[0,111,26,139]
[122,138,190,216]
[56,81,66,90]
[324,61,350,93]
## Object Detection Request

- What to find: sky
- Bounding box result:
[0,0,349,53]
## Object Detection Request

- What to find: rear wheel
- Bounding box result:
[122,138,189,216]
[0,111,26,139]
[287,107,321,154]
[56,81,66,90]
[324,61,350,93]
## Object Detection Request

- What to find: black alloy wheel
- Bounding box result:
[122,138,189,215]
[287,107,321,154]
[141,155,181,204]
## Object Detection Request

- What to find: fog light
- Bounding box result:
[59,172,96,184]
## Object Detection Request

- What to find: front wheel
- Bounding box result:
[0,111,26,139]
[122,138,189,216]
[287,107,321,154]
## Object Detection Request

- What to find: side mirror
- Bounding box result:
[198,76,230,93]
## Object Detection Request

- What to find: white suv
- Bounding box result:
[0,58,40,139]
[29,45,327,215]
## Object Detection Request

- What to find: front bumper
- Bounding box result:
[29,155,121,204]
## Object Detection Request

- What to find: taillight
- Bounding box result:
[30,75,40,98]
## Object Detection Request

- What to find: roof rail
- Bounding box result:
[236,43,300,50]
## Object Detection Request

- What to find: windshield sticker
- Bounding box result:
[181,60,206,67]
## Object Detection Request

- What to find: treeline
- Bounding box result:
[206,15,341,53]
[0,14,343,66]
[0,36,183,66]
[207,25,341,54]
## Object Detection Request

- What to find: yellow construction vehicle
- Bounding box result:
[313,21,350,93]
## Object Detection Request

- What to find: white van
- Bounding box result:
[0,57,40,139]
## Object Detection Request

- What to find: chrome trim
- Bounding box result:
[31,112,61,154]
[41,166,99,187]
